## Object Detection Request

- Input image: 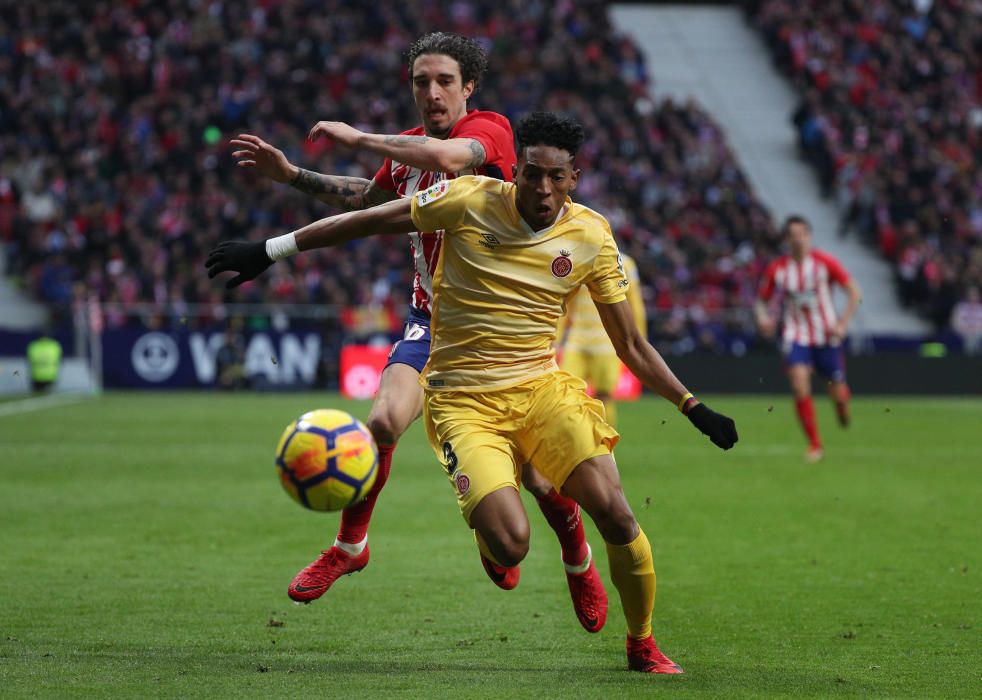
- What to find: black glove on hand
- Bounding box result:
[205,241,274,289]
[686,402,739,450]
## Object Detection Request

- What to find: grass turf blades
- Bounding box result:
[0,393,979,697]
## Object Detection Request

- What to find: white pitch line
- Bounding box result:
[0,393,93,417]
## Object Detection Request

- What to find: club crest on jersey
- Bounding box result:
[455,472,471,495]
[416,180,450,207]
[552,249,573,278]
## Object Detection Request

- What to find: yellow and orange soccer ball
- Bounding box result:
[275,409,378,512]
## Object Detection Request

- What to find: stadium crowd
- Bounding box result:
[2,0,779,351]
[749,0,982,331]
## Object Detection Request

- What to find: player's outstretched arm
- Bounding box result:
[596,299,738,450]
[205,198,415,289]
[291,197,415,250]
[308,121,486,173]
[290,169,398,210]
[231,133,397,211]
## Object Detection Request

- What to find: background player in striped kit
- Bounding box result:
[756,215,863,462]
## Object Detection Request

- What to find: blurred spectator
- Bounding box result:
[750,0,982,331]
[3,1,778,350]
[951,286,982,354]
[215,327,247,390]
[26,332,61,392]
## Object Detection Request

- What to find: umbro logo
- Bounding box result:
[479,233,501,249]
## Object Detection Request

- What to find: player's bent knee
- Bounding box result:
[470,488,530,566]
[498,526,531,567]
[479,525,530,567]
[368,364,423,444]
[496,538,529,568]
[594,500,638,545]
[366,413,400,445]
[520,464,554,499]
[366,399,418,444]
[499,516,531,565]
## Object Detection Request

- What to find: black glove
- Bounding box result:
[205,240,275,289]
[686,402,739,450]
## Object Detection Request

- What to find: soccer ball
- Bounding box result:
[275,409,378,512]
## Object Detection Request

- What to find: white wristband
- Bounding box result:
[266,232,299,261]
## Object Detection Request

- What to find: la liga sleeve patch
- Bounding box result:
[415,179,450,207]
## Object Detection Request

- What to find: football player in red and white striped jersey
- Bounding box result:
[230,34,606,625]
[756,216,862,462]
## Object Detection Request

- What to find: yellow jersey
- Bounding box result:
[410,175,629,391]
[560,253,645,356]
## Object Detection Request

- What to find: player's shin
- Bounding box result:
[337,442,395,545]
[794,397,822,449]
[535,488,589,567]
[605,528,656,640]
[832,382,851,427]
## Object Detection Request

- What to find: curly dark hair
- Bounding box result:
[407,32,488,90]
[516,112,585,158]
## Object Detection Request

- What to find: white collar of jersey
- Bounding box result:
[518,199,572,237]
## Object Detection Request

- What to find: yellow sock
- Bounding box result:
[605,528,656,639]
[602,398,617,428]
[474,530,502,566]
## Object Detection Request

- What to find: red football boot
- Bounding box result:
[480,553,520,590]
[565,546,608,633]
[626,635,684,674]
[288,545,370,603]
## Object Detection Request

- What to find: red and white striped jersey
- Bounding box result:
[372,110,515,315]
[758,250,852,346]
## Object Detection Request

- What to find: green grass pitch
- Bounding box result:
[1,393,979,698]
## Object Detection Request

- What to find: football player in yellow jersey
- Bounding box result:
[207,112,738,674]
[558,253,646,427]
[230,34,599,622]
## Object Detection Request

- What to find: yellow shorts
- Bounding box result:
[561,350,621,395]
[424,370,620,523]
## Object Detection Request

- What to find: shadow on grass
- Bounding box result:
[3,643,882,696]
[260,656,879,695]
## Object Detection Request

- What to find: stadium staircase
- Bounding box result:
[0,246,96,395]
[0,245,47,330]
[611,4,929,337]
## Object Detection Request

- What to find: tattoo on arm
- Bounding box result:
[290,169,363,198]
[382,135,430,146]
[290,169,389,210]
[378,134,485,172]
[362,179,399,207]
[463,139,486,169]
